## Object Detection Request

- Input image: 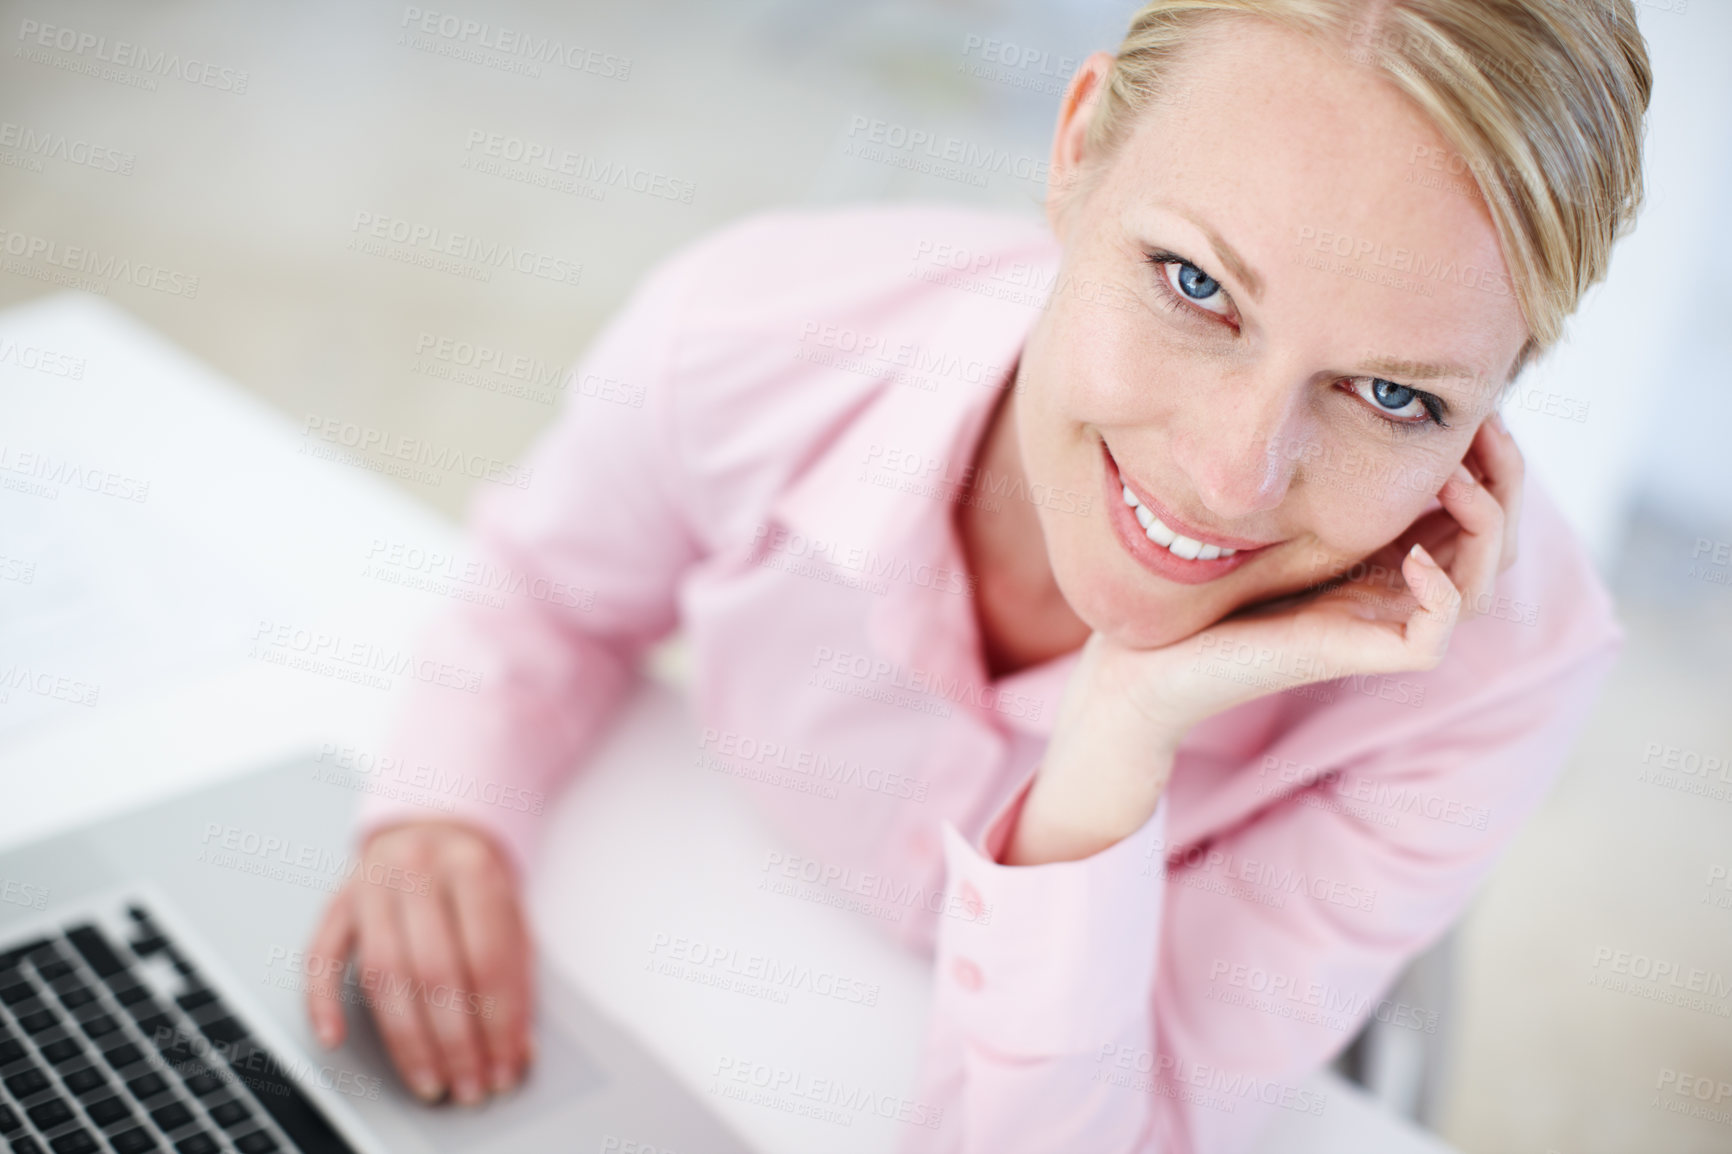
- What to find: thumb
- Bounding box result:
[305,884,358,1049]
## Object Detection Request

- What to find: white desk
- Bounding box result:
[0,293,1459,1154]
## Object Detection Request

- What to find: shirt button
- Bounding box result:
[951,957,984,991]
[906,824,937,859]
[959,881,985,920]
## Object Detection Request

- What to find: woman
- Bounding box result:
[304,0,1651,1150]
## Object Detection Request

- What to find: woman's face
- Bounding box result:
[1016,16,1531,650]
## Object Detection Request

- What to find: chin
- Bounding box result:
[1055,560,1217,651]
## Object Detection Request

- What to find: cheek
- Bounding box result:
[1304,475,1441,565]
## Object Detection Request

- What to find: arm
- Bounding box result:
[308,246,708,1102]
[351,251,707,879]
[907,639,1619,1154]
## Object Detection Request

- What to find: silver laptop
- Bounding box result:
[0,754,756,1154]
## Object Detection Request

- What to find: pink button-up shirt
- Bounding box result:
[355,205,1623,1154]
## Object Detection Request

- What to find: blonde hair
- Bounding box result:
[1083,0,1651,378]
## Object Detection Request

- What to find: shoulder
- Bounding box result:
[628,204,1056,541]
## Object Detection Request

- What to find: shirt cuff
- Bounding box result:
[932,772,1168,1056]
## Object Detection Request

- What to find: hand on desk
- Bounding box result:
[302,821,535,1106]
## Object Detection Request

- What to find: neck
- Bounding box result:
[954,383,1092,680]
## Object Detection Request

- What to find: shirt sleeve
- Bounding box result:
[900,635,1620,1154]
[349,249,706,883]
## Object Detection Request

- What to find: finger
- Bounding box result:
[353,870,447,1103]
[1473,413,1525,571]
[446,843,533,1093]
[305,885,357,1049]
[398,865,492,1106]
[1401,543,1462,665]
[1435,462,1504,615]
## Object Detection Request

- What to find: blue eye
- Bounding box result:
[1348,376,1447,428]
[1176,262,1219,300]
[1154,256,1233,318]
[1372,378,1415,411]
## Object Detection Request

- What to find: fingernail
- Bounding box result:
[412,1072,444,1102]
[315,1021,338,1049]
[490,1062,515,1093]
[1410,543,1436,566]
[454,1076,484,1106]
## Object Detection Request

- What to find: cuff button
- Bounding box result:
[951,957,984,991]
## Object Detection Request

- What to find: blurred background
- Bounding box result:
[2,0,1729,1150]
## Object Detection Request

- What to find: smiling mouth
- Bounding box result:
[1100,442,1279,583]
[1120,483,1238,560]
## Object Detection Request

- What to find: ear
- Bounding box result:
[1046,51,1116,237]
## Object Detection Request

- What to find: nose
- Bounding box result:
[1167,370,1308,521]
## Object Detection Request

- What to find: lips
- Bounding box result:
[1100,442,1277,584]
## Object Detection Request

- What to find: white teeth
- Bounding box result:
[1120,482,1241,561]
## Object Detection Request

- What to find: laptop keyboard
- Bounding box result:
[0,903,358,1154]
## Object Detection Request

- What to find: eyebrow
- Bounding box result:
[1357,356,1488,384]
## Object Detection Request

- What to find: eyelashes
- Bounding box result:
[1144,250,1237,327]
[1141,249,1450,432]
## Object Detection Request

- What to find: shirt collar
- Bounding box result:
[768,287,1077,738]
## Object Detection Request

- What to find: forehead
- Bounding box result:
[1096,15,1529,394]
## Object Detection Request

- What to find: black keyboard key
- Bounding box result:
[82,1096,131,1128]
[75,1016,118,1041]
[11,1137,44,1154]
[106,1131,156,1154]
[124,1072,167,1099]
[148,1101,192,1131]
[24,1097,72,1130]
[62,929,126,982]
[100,1043,143,1071]
[61,1066,106,1096]
[137,1016,178,1045]
[53,985,94,1010]
[39,1038,82,1067]
[128,937,168,959]
[179,1068,224,1097]
[172,1135,217,1154]
[0,940,50,972]
[0,983,35,1006]
[235,1133,278,1154]
[123,998,163,1022]
[0,1104,17,1133]
[110,985,150,1007]
[207,1100,250,1129]
[4,1067,49,1097]
[16,1010,56,1035]
[0,1038,29,1065]
[46,1131,97,1154]
[196,1019,246,1048]
[172,990,216,1015]
[34,961,71,983]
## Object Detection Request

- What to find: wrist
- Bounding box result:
[1002,745,1174,866]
